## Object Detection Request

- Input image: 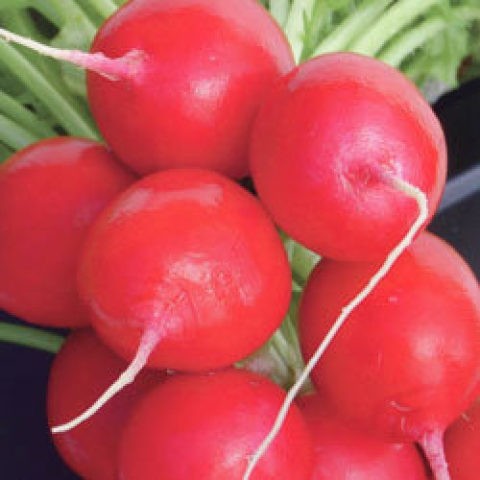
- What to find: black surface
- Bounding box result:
[0,80,479,479]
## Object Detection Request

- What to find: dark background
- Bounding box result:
[1,78,480,479]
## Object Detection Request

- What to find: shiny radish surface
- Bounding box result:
[78,168,291,371]
[0,137,135,328]
[250,52,447,261]
[299,232,480,442]
[87,0,294,178]
[118,369,313,480]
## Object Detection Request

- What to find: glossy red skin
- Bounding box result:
[250,53,447,261]
[444,399,480,480]
[78,168,291,371]
[299,232,480,442]
[119,369,313,479]
[0,137,135,327]
[87,0,294,178]
[47,329,163,480]
[297,393,428,480]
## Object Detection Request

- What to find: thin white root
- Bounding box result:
[243,177,428,479]
[0,27,141,81]
[51,328,160,434]
[419,429,451,480]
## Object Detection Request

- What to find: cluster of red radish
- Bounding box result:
[1,1,479,479]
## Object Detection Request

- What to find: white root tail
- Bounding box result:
[243,177,429,479]
[51,328,160,434]
[419,429,451,480]
[0,27,142,81]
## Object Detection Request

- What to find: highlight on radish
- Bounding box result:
[0,0,295,179]
[0,137,135,328]
[250,52,447,262]
[51,168,291,433]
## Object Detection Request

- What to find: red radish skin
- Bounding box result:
[299,232,480,479]
[297,393,429,480]
[249,52,447,261]
[48,329,163,480]
[86,0,294,178]
[0,137,135,328]
[0,0,294,178]
[444,399,480,480]
[50,168,291,433]
[79,168,291,371]
[118,369,313,480]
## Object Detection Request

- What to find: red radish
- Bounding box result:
[0,137,135,328]
[0,0,294,178]
[118,368,313,480]
[48,329,164,480]
[52,168,291,432]
[444,398,480,480]
[299,232,480,480]
[297,393,429,480]
[249,52,446,261]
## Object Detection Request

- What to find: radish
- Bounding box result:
[48,329,164,480]
[299,232,480,480]
[0,0,294,178]
[249,52,446,262]
[52,168,291,433]
[297,393,429,480]
[245,52,445,479]
[118,368,313,479]
[444,398,480,480]
[0,137,135,328]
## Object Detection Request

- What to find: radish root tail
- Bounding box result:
[243,177,429,480]
[419,429,451,480]
[0,27,143,81]
[51,328,160,434]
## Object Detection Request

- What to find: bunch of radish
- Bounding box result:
[0,1,479,479]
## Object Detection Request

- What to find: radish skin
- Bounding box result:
[52,168,291,433]
[48,329,163,480]
[0,0,295,178]
[0,137,135,328]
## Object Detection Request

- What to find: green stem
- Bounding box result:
[0,112,40,150]
[269,0,291,27]
[48,0,97,34]
[284,0,315,63]
[0,90,56,138]
[313,0,393,55]
[0,321,64,354]
[86,0,118,19]
[379,16,446,68]
[0,41,98,138]
[455,6,480,22]
[349,0,442,57]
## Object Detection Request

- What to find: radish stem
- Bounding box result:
[349,0,441,57]
[0,113,40,150]
[0,321,64,354]
[0,39,97,138]
[51,327,160,433]
[313,0,392,55]
[379,16,446,68]
[243,177,429,480]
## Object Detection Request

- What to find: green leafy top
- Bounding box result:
[0,0,479,162]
